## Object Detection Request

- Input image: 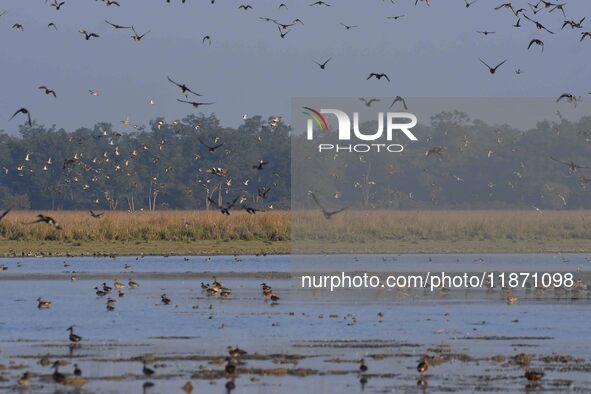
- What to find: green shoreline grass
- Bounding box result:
[1,238,591,258]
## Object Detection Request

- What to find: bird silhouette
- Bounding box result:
[38,86,57,98]
[0,208,10,222]
[479,58,507,74]
[79,30,100,40]
[528,39,544,52]
[176,99,214,108]
[9,108,32,126]
[167,76,202,97]
[313,58,331,70]
[390,96,408,110]
[367,73,390,81]
[105,20,132,30]
[309,191,347,219]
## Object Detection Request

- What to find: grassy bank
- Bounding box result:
[1,210,591,256]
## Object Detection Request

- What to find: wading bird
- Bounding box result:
[67,326,82,343]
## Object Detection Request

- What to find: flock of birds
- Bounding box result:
[0,1,589,390]
[20,271,284,391]
[0,1,589,215]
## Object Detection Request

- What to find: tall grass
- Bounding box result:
[0,211,290,242]
[1,210,590,243]
[292,210,591,243]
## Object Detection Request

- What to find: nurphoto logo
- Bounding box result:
[304,106,418,153]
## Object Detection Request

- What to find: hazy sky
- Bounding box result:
[0,0,590,133]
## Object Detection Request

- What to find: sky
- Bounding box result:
[0,0,590,133]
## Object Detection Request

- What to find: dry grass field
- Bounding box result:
[1,210,591,255]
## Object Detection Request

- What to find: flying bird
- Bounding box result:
[199,138,223,152]
[309,191,346,219]
[426,146,445,158]
[389,96,408,110]
[310,1,331,6]
[313,58,331,70]
[0,208,10,222]
[29,214,62,229]
[340,22,357,30]
[208,196,240,215]
[278,26,291,38]
[131,26,150,41]
[167,76,202,97]
[176,99,214,108]
[79,30,100,40]
[9,108,32,126]
[479,58,507,74]
[528,39,544,52]
[50,0,65,10]
[238,4,253,10]
[556,93,579,106]
[253,159,269,170]
[359,98,380,107]
[38,86,57,98]
[89,210,104,218]
[367,73,390,82]
[105,20,132,29]
[550,156,589,173]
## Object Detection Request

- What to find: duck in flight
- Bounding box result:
[550,156,589,173]
[176,99,214,108]
[39,86,57,98]
[208,196,240,215]
[528,39,544,52]
[359,97,380,107]
[479,58,507,74]
[199,138,223,152]
[10,108,32,126]
[50,0,65,10]
[79,30,100,40]
[131,26,150,41]
[105,20,131,29]
[89,210,104,218]
[0,209,10,222]
[253,159,269,170]
[390,96,408,110]
[367,73,390,82]
[340,22,357,30]
[167,76,202,97]
[309,191,347,219]
[313,58,331,70]
[29,214,62,229]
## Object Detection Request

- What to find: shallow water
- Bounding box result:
[0,254,590,393]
